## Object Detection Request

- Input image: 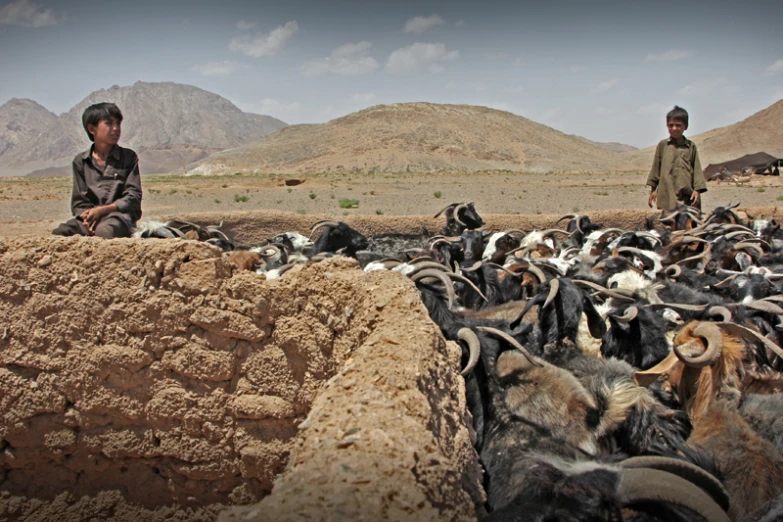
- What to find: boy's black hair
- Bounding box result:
[666,105,689,127]
[82,102,123,142]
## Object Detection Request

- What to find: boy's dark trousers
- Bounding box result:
[52,216,132,239]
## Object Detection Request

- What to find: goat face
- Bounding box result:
[458,202,485,229]
[460,229,489,265]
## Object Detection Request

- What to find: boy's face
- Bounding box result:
[88,117,121,146]
[667,119,687,141]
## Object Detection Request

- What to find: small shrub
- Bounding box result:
[434,191,442,198]
[370,190,376,195]
[234,194,249,203]
[167,189,177,195]
[185,190,192,194]
[330,194,335,199]
[339,198,360,209]
[221,184,228,188]
[309,193,317,200]
[297,209,307,215]
[594,191,608,196]
[234,172,242,176]
[375,209,383,215]
[214,198,221,204]
[572,206,580,212]
[776,195,783,201]
[287,188,293,193]
[758,188,766,193]
[276,199,282,204]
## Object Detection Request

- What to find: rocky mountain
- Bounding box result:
[0,82,287,176]
[180,102,624,175]
[572,135,638,153]
[622,99,783,169]
[0,99,58,159]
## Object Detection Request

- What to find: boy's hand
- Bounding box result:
[690,191,701,206]
[80,206,109,232]
[648,190,657,208]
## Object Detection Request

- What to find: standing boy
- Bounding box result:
[52,103,142,238]
[646,105,706,211]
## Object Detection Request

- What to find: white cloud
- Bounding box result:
[569,65,585,73]
[351,92,376,103]
[386,42,459,74]
[593,79,618,92]
[301,41,378,76]
[229,20,298,57]
[644,49,693,63]
[766,59,783,75]
[0,0,57,27]
[403,15,445,34]
[455,20,465,28]
[236,20,255,30]
[192,61,245,77]
[679,77,728,96]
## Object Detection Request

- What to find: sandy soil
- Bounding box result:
[1,171,783,236]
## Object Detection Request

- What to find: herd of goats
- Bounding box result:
[132,201,783,522]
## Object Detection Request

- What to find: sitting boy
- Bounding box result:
[646,105,706,212]
[52,102,142,238]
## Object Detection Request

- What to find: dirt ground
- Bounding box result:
[0,237,482,521]
[1,170,783,236]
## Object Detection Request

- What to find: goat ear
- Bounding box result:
[582,295,608,339]
[633,352,680,386]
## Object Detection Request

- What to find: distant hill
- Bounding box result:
[180,102,624,175]
[572,135,637,153]
[0,81,287,177]
[622,99,783,169]
[0,98,58,160]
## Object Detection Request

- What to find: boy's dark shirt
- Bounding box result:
[646,136,706,211]
[71,144,142,225]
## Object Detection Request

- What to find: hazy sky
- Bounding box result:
[1,0,781,148]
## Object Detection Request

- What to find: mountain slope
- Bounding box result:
[181,102,623,175]
[0,82,286,176]
[0,99,58,159]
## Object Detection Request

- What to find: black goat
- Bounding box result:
[309,220,369,257]
[601,303,671,370]
[435,202,484,236]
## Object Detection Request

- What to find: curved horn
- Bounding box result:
[309,220,340,239]
[453,203,468,226]
[707,306,732,322]
[540,228,572,238]
[715,321,783,361]
[543,278,560,309]
[619,458,730,513]
[733,241,765,257]
[475,326,542,367]
[433,203,459,218]
[673,322,723,368]
[572,280,636,303]
[617,468,730,522]
[457,328,481,376]
[526,263,547,284]
[443,272,488,302]
[407,261,452,273]
[634,231,662,245]
[409,269,457,309]
[665,264,682,278]
[611,306,638,323]
[461,260,483,272]
[649,303,709,312]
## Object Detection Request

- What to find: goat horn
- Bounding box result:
[535,262,565,277]
[309,220,340,239]
[611,306,638,323]
[712,274,737,289]
[407,261,451,273]
[475,326,542,367]
[461,261,483,272]
[433,203,460,218]
[540,228,572,238]
[526,263,547,284]
[665,265,682,278]
[597,228,625,240]
[258,244,283,259]
[745,300,783,315]
[453,203,468,226]
[649,303,709,312]
[617,468,730,522]
[619,457,730,512]
[761,295,783,303]
[675,245,712,267]
[164,226,188,239]
[715,321,783,361]
[543,278,560,309]
[673,322,723,368]
[443,272,488,302]
[634,231,662,244]
[707,306,733,322]
[502,228,526,237]
[572,280,636,302]
[409,269,456,309]
[723,230,755,240]
[676,236,710,244]
[486,262,522,277]
[733,242,765,257]
[457,328,481,376]
[659,210,679,223]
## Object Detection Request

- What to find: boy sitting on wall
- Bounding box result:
[52,102,142,238]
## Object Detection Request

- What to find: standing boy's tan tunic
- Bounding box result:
[646,137,707,211]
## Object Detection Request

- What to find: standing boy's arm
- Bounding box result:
[692,145,707,193]
[71,157,93,219]
[646,141,663,207]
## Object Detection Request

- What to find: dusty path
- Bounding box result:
[1,171,782,237]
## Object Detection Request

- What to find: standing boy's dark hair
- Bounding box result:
[82,102,123,142]
[666,105,689,127]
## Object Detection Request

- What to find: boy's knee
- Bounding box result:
[94,218,131,239]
